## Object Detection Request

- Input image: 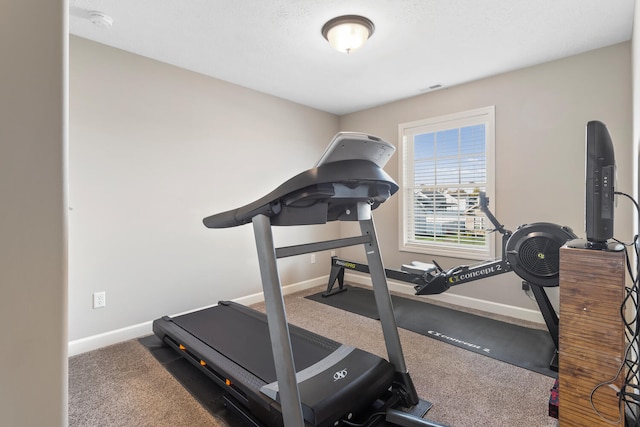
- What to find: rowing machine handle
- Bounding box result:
[479,191,508,235]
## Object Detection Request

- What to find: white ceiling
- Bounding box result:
[69,1,635,115]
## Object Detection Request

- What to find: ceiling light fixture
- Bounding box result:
[321,15,375,54]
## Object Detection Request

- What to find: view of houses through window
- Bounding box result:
[399,106,495,259]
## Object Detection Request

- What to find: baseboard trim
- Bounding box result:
[68,321,154,357]
[344,272,546,325]
[68,276,327,357]
[68,273,543,357]
[231,276,328,307]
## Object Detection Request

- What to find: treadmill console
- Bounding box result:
[315,132,395,168]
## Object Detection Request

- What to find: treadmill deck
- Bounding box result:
[153,301,396,427]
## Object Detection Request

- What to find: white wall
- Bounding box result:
[0,1,68,426]
[340,43,633,319]
[70,37,633,347]
[68,37,339,343]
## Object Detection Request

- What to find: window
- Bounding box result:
[398,106,495,260]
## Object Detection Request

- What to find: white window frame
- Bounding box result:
[398,106,495,260]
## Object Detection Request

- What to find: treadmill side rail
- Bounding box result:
[152,315,272,418]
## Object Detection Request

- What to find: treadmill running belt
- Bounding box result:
[171,302,340,384]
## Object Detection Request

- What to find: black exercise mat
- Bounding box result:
[139,335,245,425]
[306,286,557,378]
[307,286,381,320]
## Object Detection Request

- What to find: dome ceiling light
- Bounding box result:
[321,15,375,54]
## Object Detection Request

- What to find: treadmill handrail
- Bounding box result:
[203,159,398,229]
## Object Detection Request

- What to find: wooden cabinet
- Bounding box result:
[559,245,626,426]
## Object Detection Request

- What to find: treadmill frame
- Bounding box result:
[253,201,423,426]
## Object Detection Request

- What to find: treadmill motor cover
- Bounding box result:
[263,345,396,425]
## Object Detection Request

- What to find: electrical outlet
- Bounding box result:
[93,291,106,309]
[310,253,316,264]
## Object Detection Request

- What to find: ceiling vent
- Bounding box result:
[419,84,445,93]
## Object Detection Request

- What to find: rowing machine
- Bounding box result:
[323,192,577,370]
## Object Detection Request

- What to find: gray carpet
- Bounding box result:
[68,336,225,426]
[69,285,559,427]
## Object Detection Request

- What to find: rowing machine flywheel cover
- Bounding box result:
[505,222,577,287]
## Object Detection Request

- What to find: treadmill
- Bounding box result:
[153,133,446,427]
